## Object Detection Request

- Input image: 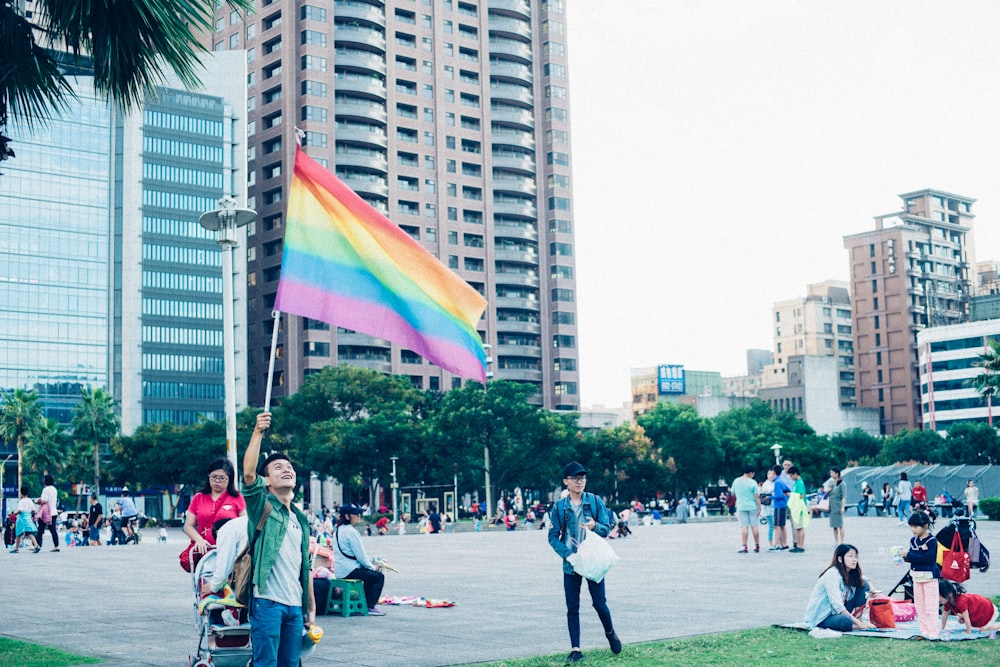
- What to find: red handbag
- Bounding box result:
[941,532,971,582]
[179,540,204,573]
[869,596,896,628]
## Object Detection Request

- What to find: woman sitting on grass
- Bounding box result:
[803,544,876,632]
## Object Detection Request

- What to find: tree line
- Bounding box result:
[5,366,999,510]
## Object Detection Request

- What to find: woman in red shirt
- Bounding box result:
[182,458,246,570]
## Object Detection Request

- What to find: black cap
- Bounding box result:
[339,503,364,516]
[563,461,587,478]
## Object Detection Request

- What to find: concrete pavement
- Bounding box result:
[1,514,998,666]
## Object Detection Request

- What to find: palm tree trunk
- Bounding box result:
[93,442,100,494]
[16,435,23,491]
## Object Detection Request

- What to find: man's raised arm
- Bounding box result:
[244,411,271,485]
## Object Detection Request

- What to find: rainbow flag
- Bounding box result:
[274,148,488,381]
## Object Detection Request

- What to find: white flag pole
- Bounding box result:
[264,310,281,412]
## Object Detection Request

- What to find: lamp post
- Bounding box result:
[771,443,783,466]
[390,456,399,523]
[482,344,494,522]
[199,197,256,476]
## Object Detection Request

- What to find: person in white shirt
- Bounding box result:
[201,516,249,595]
[35,473,60,551]
[333,504,385,616]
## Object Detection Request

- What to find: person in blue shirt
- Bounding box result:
[770,465,791,551]
[547,462,621,665]
[803,544,875,631]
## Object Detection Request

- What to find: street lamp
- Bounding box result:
[390,456,399,524]
[771,443,783,466]
[482,344,494,522]
[199,197,256,476]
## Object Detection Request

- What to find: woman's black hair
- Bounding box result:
[43,473,55,486]
[821,543,864,589]
[198,457,239,497]
[938,579,966,608]
[908,511,932,529]
[830,467,842,486]
[900,472,908,481]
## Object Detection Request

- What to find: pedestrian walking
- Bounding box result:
[546,461,622,665]
[896,472,913,524]
[13,486,41,553]
[35,473,60,551]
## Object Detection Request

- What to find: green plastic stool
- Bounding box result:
[326,579,368,617]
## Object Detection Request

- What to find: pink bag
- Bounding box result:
[892,601,917,622]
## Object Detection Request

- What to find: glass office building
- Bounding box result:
[0,77,112,423]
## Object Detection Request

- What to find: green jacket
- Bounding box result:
[243,476,311,609]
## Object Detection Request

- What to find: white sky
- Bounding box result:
[566,0,1000,408]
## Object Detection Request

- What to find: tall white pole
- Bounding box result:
[220,226,238,474]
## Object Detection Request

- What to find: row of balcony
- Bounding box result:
[488,0,531,21]
[489,15,532,41]
[493,221,538,241]
[336,50,387,76]
[334,22,386,52]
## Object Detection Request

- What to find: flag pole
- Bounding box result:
[264,310,281,412]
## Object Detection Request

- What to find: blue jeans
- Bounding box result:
[251,597,302,667]
[817,583,869,632]
[564,572,614,648]
[897,500,911,522]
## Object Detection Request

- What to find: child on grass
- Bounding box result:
[939,580,1000,633]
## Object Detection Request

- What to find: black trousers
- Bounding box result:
[36,519,58,548]
[346,567,385,609]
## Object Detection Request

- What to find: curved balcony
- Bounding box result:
[491,152,535,174]
[335,75,387,101]
[493,248,538,264]
[497,367,544,382]
[493,200,537,218]
[334,4,386,28]
[495,271,539,288]
[489,38,532,62]
[493,221,538,242]
[335,124,388,149]
[334,23,387,52]
[334,148,388,171]
[488,0,531,21]
[491,106,534,129]
[335,99,388,125]
[337,332,390,346]
[495,296,540,311]
[492,175,536,196]
[490,83,533,106]
[335,49,387,76]
[496,318,541,334]
[488,15,532,41]
[342,176,389,198]
[490,60,532,85]
[496,344,542,358]
[341,358,392,374]
[491,129,534,151]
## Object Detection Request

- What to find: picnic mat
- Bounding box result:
[779,618,997,641]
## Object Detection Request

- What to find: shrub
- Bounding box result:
[978,497,1000,520]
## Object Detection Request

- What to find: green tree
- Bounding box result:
[638,402,722,495]
[0,388,43,490]
[831,428,882,464]
[879,428,944,464]
[22,416,71,478]
[70,387,120,494]
[941,421,1000,465]
[1,0,252,133]
[575,423,665,503]
[275,366,428,506]
[971,338,1000,402]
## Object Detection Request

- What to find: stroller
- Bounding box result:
[189,549,253,667]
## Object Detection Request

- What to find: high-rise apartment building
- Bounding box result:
[207,0,580,410]
[761,280,855,406]
[0,53,248,433]
[843,189,976,435]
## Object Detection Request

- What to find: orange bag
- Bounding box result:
[869,597,896,628]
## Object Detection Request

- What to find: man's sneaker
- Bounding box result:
[606,631,622,655]
[367,607,386,616]
[737,546,748,553]
[779,546,789,551]
[564,650,584,664]
[50,548,60,552]
[767,546,779,552]
[754,545,760,553]
[789,547,805,553]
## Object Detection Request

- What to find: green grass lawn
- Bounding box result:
[0,638,100,667]
[476,625,999,667]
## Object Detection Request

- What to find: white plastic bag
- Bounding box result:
[572,528,618,582]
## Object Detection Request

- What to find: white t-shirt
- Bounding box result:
[17,497,36,514]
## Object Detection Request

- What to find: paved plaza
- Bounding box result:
[1,514,998,666]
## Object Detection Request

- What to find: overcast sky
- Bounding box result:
[565,0,1000,408]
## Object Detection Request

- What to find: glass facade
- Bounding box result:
[0,78,112,423]
[135,89,228,425]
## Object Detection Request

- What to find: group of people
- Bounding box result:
[804,513,999,638]
[727,460,812,554]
